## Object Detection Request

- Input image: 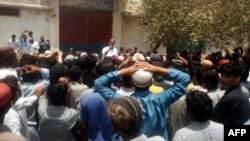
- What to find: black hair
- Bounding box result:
[19,54,39,83]
[69,65,83,82]
[242,55,250,68]
[202,70,219,90]
[221,61,242,77]
[75,54,98,88]
[47,82,68,106]
[151,61,166,82]
[49,64,68,84]
[95,59,116,77]
[186,90,213,122]
[119,61,134,88]
[0,47,17,68]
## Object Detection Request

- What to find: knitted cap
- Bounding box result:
[132,69,153,88]
[0,83,11,108]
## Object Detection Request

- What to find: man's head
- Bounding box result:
[19,54,39,83]
[186,90,213,122]
[0,75,20,103]
[107,97,142,137]
[109,38,115,47]
[95,59,116,77]
[47,81,69,106]
[131,69,153,91]
[22,34,27,41]
[202,70,219,90]
[69,65,83,82]
[49,64,68,84]
[29,38,34,44]
[40,36,45,42]
[151,61,165,82]
[0,47,17,68]
[11,34,16,41]
[0,83,12,110]
[220,61,242,90]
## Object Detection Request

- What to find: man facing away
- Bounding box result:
[94,61,190,140]
[107,96,165,141]
[173,90,223,141]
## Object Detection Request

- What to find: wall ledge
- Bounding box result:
[0,1,52,10]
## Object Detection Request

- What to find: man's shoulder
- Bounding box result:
[102,46,109,50]
[147,136,165,141]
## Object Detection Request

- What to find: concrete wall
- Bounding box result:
[0,0,49,5]
[0,9,50,43]
[113,0,166,54]
[0,0,59,49]
[59,0,113,11]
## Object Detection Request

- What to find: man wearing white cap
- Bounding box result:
[94,61,190,141]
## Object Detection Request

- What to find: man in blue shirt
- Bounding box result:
[94,62,190,141]
[79,59,117,141]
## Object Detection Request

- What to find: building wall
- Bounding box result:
[0,0,49,5]
[59,0,113,11]
[0,9,49,44]
[113,0,166,54]
[0,0,59,49]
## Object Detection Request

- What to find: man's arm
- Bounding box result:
[138,62,190,107]
[94,63,140,101]
[94,71,122,101]
[157,68,190,107]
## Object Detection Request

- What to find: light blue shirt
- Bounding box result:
[94,68,190,141]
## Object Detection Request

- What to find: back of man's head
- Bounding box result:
[49,64,68,84]
[107,96,142,137]
[0,83,12,111]
[186,90,213,122]
[47,81,68,106]
[95,59,116,77]
[19,54,39,83]
[152,61,165,82]
[202,70,219,90]
[0,47,17,68]
[0,75,19,102]
[69,65,83,82]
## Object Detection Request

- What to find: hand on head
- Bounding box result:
[121,62,158,75]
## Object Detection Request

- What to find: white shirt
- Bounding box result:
[4,106,22,136]
[130,134,165,141]
[29,41,40,55]
[173,121,224,141]
[8,39,20,53]
[102,46,118,59]
[207,89,225,107]
[38,96,77,141]
[117,87,134,96]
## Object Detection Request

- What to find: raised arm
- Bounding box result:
[94,63,140,101]
[139,61,190,107]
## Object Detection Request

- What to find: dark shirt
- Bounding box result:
[210,85,250,125]
[39,41,50,54]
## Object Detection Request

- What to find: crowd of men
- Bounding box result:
[0,36,250,141]
[8,31,50,55]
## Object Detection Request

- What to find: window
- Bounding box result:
[0,6,20,17]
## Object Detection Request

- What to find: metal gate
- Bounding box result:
[59,7,113,53]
